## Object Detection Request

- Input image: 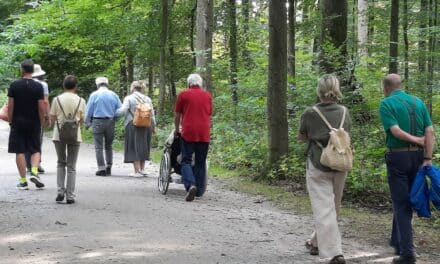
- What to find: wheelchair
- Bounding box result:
[157,130,208,195]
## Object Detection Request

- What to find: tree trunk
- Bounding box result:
[388,0,399,74]
[419,0,428,74]
[319,0,348,75]
[358,0,368,58]
[267,0,288,167]
[158,0,169,116]
[126,53,134,94]
[427,0,437,115]
[119,61,128,97]
[229,0,238,103]
[241,0,252,69]
[368,0,375,41]
[148,64,154,98]
[190,1,197,67]
[169,0,177,105]
[288,0,296,85]
[196,0,214,92]
[403,0,409,84]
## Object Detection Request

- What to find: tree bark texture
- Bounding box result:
[403,0,409,83]
[419,0,428,74]
[288,0,296,84]
[319,0,348,75]
[229,0,238,103]
[388,0,399,74]
[196,0,214,92]
[241,0,252,69]
[158,0,169,116]
[358,0,368,58]
[267,0,289,167]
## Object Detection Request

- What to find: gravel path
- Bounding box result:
[0,121,430,263]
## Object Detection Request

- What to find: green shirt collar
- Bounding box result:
[389,89,405,96]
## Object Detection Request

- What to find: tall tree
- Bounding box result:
[229,0,238,103]
[427,0,437,115]
[288,0,296,85]
[190,1,197,67]
[267,0,288,167]
[358,0,368,58]
[319,0,348,75]
[195,0,214,92]
[403,0,409,83]
[158,0,169,116]
[419,0,428,74]
[241,0,252,68]
[388,0,399,74]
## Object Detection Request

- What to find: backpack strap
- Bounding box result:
[56,97,68,119]
[339,106,347,129]
[72,98,82,119]
[312,106,334,130]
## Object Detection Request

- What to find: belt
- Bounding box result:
[93,117,112,120]
[387,146,423,152]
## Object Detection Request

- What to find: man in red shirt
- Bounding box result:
[175,73,213,202]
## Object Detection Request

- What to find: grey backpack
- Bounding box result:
[56,97,81,144]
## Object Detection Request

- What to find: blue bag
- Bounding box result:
[425,165,440,210]
[409,167,431,218]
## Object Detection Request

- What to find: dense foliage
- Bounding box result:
[1,0,440,208]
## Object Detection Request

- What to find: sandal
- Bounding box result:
[305,241,319,256]
[329,255,346,264]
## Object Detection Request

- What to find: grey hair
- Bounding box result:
[130,81,143,93]
[187,73,203,87]
[317,75,342,101]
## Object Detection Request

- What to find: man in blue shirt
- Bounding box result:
[85,77,122,176]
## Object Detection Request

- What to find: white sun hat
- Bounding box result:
[32,64,46,77]
[95,77,109,86]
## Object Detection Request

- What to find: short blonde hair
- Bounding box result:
[317,75,342,100]
[187,73,203,87]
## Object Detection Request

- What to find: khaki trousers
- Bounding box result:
[306,159,346,259]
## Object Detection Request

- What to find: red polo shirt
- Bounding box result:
[175,86,212,143]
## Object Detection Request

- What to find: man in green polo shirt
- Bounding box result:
[379,74,435,264]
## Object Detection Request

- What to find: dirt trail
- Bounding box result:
[0,121,430,263]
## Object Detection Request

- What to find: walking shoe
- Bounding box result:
[392,256,416,264]
[106,166,111,175]
[38,166,45,174]
[186,186,197,202]
[30,173,45,188]
[129,172,144,178]
[96,170,107,176]
[16,181,29,190]
[66,198,75,204]
[140,170,149,177]
[56,194,65,203]
[329,255,346,264]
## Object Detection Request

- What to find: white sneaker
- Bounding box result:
[139,170,149,177]
[129,172,143,178]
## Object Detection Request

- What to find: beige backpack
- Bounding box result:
[312,106,353,172]
[131,95,152,128]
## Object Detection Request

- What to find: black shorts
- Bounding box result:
[8,127,42,154]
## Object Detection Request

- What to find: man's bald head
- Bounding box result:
[383,74,402,96]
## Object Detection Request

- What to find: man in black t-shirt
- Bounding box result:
[8,59,46,190]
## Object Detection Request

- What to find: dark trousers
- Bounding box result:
[181,139,209,197]
[386,150,423,257]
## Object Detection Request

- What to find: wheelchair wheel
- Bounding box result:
[158,150,171,195]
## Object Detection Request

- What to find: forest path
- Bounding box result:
[0,120,406,263]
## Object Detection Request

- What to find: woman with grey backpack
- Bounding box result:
[298,75,353,264]
[50,75,86,204]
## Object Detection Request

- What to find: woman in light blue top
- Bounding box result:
[116,81,156,177]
